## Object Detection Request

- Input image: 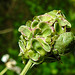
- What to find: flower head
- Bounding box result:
[18,10,75,64]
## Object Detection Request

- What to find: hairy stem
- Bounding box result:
[20,59,33,75]
[0,67,8,75]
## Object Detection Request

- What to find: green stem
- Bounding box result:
[20,59,33,75]
[0,67,8,75]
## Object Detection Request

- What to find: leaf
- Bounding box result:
[54,32,74,55]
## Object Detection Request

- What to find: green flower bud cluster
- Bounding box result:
[18,10,75,64]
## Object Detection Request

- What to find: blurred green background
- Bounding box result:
[0,0,75,75]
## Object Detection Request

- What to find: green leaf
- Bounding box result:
[54,32,74,55]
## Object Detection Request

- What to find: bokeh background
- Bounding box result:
[0,0,75,75]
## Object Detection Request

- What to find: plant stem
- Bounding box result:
[0,67,8,75]
[20,59,33,75]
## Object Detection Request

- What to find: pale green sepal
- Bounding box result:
[18,40,26,53]
[27,50,40,61]
[39,15,51,21]
[57,18,71,28]
[42,28,51,37]
[32,39,46,56]
[31,20,38,28]
[45,36,51,44]
[39,22,50,32]
[20,35,26,46]
[26,20,32,28]
[34,28,41,35]
[47,12,56,18]
[37,38,51,52]
[33,16,39,21]
[26,40,32,50]
[18,25,31,38]
[54,22,63,35]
